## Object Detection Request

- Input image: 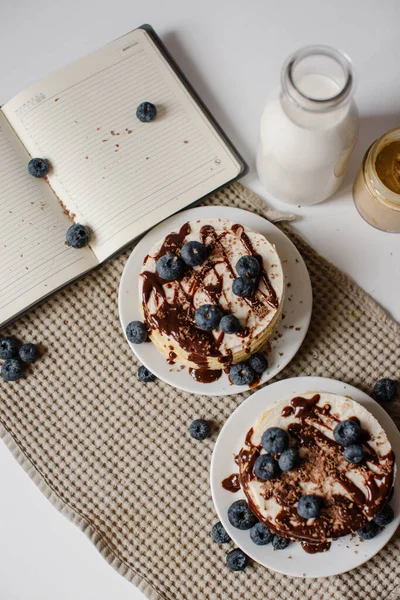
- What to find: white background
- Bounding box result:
[0,0,399,598]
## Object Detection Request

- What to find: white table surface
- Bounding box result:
[0,1,399,598]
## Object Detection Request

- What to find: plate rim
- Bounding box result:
[118,205,313,396]
[210,375,400,578]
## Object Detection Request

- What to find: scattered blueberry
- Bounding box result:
[343,444,365,464]
[189,419,211,440]
[248,353,268,375]
[220,315,240,334]
[194,304,222,331]
[229,362,255,386]
[357,521,380,540]
[19,343,38,363]
[249,522,273,546]
[66,224,90,249]
[236,256,260,279]
[138,365,156,382]
[1,358,23,381]
[254,454,280,481]
[226,548,249,571]
[227,500,257,530]
[374,378,398,403]
[272,535,290,550]
[333,419,361,447]
[232,277,255,298]
[156,253,184,281]
[28,157,50,178]
[373,505,394,527]
[261,427,289,455]
[181,241,209,266]
[126,321,147,344]
[212,521,231,544]
[0,337,19,360]
[136,101,157,122]
[297,495,322,519]
[278,448,300,472]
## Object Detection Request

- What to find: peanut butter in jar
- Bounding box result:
[353,127,400,232]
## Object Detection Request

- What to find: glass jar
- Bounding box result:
[256,45,359,205]
[353,128,400,232]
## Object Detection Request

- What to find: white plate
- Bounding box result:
[210,377,400,578]
[118,206,312,396]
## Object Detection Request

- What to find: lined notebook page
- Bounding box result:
[0,114,97,325]
[3,29,241,262]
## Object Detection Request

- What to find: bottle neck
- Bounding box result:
[281,45,355,114]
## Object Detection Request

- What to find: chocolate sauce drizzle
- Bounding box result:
[231,224,279,309]
[189,368,222,384]
[140,222,280,369]
[301,541,331,554]
[221,473,241,493]
[236,395,395,547]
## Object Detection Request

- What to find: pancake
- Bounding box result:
[139,218,284,370]
[237,392,395,547]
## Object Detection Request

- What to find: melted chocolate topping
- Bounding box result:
[141,222,280,369]
[221,473,241,493]
[154,222,191,259]
[301,541,331,554]
[189,368,222,384]
[231,224,279,309]
[237,395,395,543]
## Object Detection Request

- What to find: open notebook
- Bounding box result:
[0,25,245,326]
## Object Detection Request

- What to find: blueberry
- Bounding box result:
[232,277,255,298]
[220,315,240,334]
[254,454,280,481]
[138,365,156,382]
[357,521,380,540]
[189,419,211,440]
[19,343,38,363]
[0,337,19,359]
[236,256,260,279]
[181,241,208,266]
[333,420,361,446]
[136,101,157,122]
[156,253,184,281]
[227,500,257,530]
[126,321,147,344]
[226,548,249,571]
[194,304,222,330]
[212,521,231,544]
[249,522,273,546]
[272,535,290,550]
[261,427,289,455]
[343,444,365,464]
[229,362,255,386]
[1,358,23,381]
[278,448,300,472]
[248,353,268,374]
[374,378,398,403]
[28,157,50,178]
[373,505,394,527]
[297,495,322,519]
[66,224,90,249]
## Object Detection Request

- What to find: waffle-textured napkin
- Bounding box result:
[1,183,399,600]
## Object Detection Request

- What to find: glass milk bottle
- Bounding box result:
[257,45,359,205]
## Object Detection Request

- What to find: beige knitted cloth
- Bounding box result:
[1,183,399,600]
